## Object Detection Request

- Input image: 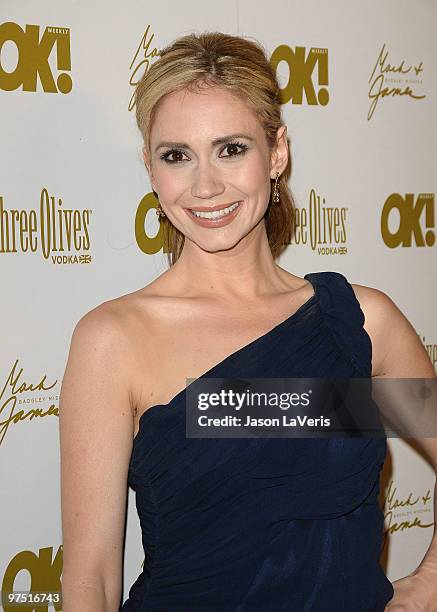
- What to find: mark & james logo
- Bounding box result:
[368,43,425,120]
[128,24,160,111]
[0,358,58,447]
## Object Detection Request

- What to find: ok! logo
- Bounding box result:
[381,193,435,248]
[0,22,72,93]
[270,45,329,107]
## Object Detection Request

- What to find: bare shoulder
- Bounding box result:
[71,297,137,374]
[75,282,178,391]
[349,282,435,378]
[74,299,128,344]
[74,279,166,350]
[348,283,395,335]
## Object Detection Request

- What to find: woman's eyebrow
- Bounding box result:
[154,133,255,153]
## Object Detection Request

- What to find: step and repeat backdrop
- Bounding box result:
[1,0,436,608]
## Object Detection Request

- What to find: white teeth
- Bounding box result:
[191,201,240,219]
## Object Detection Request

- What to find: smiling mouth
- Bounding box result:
[188,201,241,219]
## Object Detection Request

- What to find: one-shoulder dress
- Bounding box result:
[120,271,394,611]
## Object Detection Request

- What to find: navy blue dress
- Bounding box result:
[121,271,394,611]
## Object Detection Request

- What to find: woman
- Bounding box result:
[59,32,437,610]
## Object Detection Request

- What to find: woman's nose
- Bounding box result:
[191,164,225,200]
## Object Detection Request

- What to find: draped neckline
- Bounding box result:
[133,273,319,445]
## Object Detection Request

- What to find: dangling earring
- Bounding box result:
[156,203,166,219]
[273,172,280,204]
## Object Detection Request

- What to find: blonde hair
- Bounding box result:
[134,31,295,266]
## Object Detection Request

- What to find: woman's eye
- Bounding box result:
[221,142,249,158]
[160,141,248,164]
[160,149,187,163]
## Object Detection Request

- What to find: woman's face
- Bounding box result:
[145,86,287,254]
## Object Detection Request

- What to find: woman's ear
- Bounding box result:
[142,146,156,192]
[270,125,289,178]
[142,146,151,174]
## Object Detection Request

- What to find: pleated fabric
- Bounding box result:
[121,271,394,611]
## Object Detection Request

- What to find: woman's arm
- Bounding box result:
[353,284,437,610]
[59,306,135,611]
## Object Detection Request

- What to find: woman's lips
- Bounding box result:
[185,201,243,228]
